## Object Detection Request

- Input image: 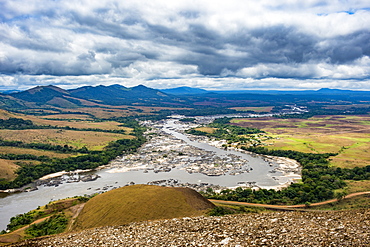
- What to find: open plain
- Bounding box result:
[232,115,370,168]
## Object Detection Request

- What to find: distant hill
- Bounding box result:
[0,93,35,110]
[7,84,176,109]
[160,86,209,95]
[11,85,70,104]
[72,185,215,231]
[3,84,370,113]
[69,84,171,105]
[8,85,84,109]
[315,88,360,94]
[214,88,370,95]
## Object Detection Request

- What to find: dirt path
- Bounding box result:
[0,216,52,244]
[67,203,85,231]
[210,191,370,209]
[0,201,86,245]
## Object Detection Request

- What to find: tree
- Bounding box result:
[335,191,348,202]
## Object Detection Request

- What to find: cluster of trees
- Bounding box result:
[55,125,128,135]
[186,117,264,144]
[25,213,68,237]
[0,118,33,129]
[0,153,50,162]
[203,146,369,205]
[2,196,91,234]
[0,140,89,153]
[0,119,146,190]
[179,118,196,122]
[6,209,41,232]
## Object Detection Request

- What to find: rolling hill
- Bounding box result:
[69,84,172,105]
[72,185,215,231]
[8,84,176,109]
[4,85,370,114]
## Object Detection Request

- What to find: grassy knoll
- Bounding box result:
[0,185,214,244]
[72,185,214,231]
[232,115,370,168]
[0,129,133,151]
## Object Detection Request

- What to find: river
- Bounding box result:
[0,116,300,231]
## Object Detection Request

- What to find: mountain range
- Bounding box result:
[1,85,370,113]
[8,84,171,107]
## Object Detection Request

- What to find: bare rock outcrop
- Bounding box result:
[11,209,369,246]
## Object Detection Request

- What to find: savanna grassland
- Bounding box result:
[0,109,136,182]
[0,129,133,151]
[0,159,19,180]
[231,115,370,196]
[232,115,370,169]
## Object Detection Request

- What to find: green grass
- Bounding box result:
[308,195,370,211]
[233,115,370,169]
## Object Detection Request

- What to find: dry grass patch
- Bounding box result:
[0,109,18,120]
[65,107,132,119]
[0,159,19,180]
[346,180,370,193]
[230,106,274,112]
[0,231,24,245]
[0,147,73,159]
[39,114,93,120]
[194,127,217,134]
[23,116,133,132]
[0,129,134,151]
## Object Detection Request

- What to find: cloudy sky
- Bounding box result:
[1,0,370,91]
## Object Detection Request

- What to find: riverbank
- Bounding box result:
[0,118,302,194]
[0,169,97,193]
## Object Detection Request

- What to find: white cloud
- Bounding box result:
[0,0,370,90]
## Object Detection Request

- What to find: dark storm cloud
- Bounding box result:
[323,31,370,63]
[165,24,370,77]
[1,0,370,90]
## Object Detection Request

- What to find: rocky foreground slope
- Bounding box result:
[11,209,369,246]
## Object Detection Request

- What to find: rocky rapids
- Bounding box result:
[10,209,369,246]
